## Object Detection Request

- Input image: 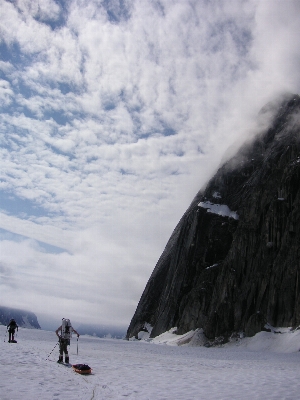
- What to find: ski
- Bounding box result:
[46,359,72,367]
[57,362,72,368]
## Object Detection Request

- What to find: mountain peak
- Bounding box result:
[0,306,41,329]
[127,95,300,342]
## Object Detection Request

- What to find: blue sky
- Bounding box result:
[1,0,300,330]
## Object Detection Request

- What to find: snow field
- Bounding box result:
[1,325,300,399]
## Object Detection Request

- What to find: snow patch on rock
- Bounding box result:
[198,201,239,220]
[21,315,36,329]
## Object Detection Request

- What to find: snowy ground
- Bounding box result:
[1,324,300,400]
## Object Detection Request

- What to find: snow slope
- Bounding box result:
[1,324,300,399]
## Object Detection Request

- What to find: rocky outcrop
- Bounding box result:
[127,94,300,341]
[0,306,41,329]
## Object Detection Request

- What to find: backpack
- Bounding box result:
[61,318,72,339]
[9,319,16,328]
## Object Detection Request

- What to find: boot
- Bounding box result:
[65,355,69,364]
[57,355,63,363]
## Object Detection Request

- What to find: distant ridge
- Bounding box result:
[0,306,41,329]
[76,323,125,339]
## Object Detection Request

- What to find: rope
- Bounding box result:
[46,341,59,361]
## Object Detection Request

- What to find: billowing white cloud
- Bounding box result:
[13,0,61,21]
[0,0,300,329]
[0,79,14,106]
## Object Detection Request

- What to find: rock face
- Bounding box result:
[127,94,300,341]
[0,306,41,329]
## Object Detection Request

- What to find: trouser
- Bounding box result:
[59,338,70,362]
[8,329,15,342]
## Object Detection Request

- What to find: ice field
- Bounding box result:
[1,324,300,399]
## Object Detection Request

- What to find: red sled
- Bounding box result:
[72,364,92,374]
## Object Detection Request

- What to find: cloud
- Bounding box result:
[13,0,61,22]
[0,79,14,106]
[0,222,161,327]
[1,0,300,328]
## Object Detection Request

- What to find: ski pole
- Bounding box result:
[46,341,59,361]
[3,329,7,342]
[77,336,79,355]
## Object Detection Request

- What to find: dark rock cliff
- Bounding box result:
[127,94,300,341]
[0,306,41,329]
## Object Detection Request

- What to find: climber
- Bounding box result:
[55,318,80,364]
[7,318,18,343]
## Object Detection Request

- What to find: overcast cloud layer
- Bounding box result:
[1,0,300,330]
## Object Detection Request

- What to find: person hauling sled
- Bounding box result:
[7,318,18,343]
[55,318,80,364]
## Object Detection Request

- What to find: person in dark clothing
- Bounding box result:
[7,319,18,343]
[55,318,79,364]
